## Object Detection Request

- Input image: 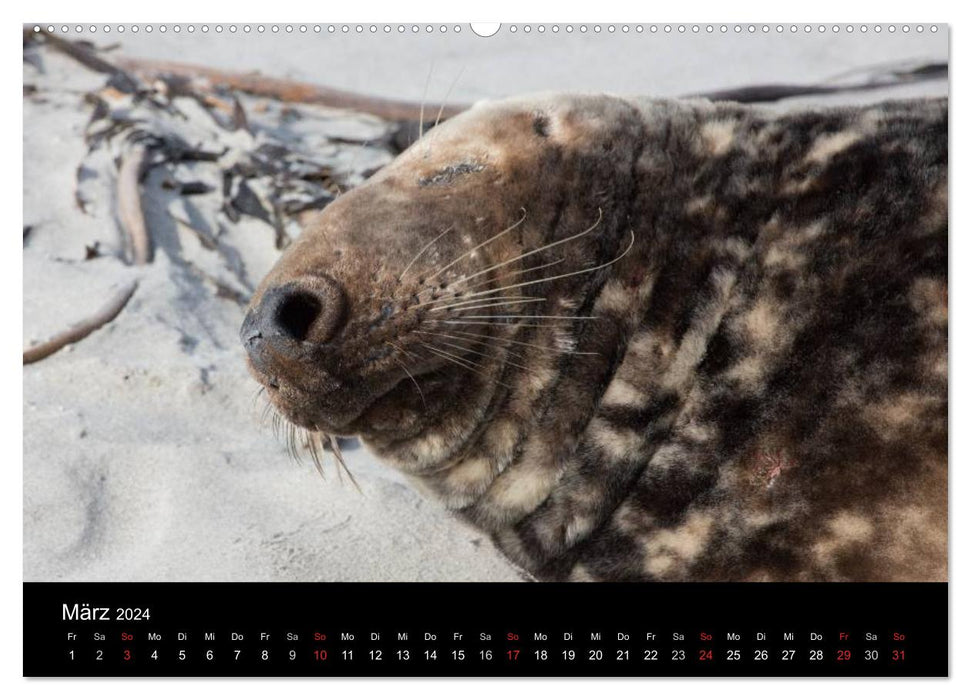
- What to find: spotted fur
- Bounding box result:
[244,94,947,582]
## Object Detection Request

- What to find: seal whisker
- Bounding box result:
[425,65,467,157]
[333,447,344,485]
[418,343,513,389]
[308,431,327,479]
[427,296,545,313]
[260,400,276,426]
[299,427,313,466]
[414,330,529,361]
[281,421,291,458]
[293,426,303,464]
[419,342,488,370]
[418,62,434,143]
[435,328,601,356]
[252,386,266,407]
[463,257,567,292]
[398,225,455,282]
[288,423,299,463]
[441,321,575,328]
[329,434,362,494]
[255,388,275,425]
[412,287,535,310]
[453,314,598,321]
[386,341,428,410]
[450,229,635,302]
[388,340,422,362]
[422,343,512,390]
[427,338,533,371]
[442,209,603,289]
[423,209,527,283]
[264,405,332,472]
[433,66,466,132]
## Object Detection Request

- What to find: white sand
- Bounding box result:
[23,29,946,582]
[23,45,522,582]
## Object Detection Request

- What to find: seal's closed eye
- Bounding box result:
[418,161,485,187]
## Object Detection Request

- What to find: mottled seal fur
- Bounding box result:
[242,94,947,582]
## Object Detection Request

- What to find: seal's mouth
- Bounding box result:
[250,363,402,437]
[240,204,623,450]
[238,219,518,442]
[240,273,444,439]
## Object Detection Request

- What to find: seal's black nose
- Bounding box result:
[241,276,347,362]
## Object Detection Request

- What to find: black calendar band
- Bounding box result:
[23,582,947,677]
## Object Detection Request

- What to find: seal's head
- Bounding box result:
[241,94,642,468]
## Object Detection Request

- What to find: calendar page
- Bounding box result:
[22,20,948,677]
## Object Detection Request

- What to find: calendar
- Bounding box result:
[23,20,949,680]
[24,583,947,676]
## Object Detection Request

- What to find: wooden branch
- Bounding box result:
[691,63,948,104]
[117,143,153,265]
[37,32,467,122]
[23,281,138,365]
[38,29,122,76]
[113,56,469,122]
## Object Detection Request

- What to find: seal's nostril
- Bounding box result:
[246,275,346,351]
[275,291,323,342]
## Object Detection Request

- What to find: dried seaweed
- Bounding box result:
[33,33,395,301]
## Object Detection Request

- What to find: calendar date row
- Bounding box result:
[65,645,909,665]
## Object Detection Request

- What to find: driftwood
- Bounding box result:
[692,63,948,104]
[37,30,123,77]
[38,30,458,123]
[113,56,469,122]
[23,281,138,364]
[38,30,141,93]
[117,143,153,265]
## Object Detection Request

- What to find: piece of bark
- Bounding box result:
[40,30,141,93]
[117,144,152,265]
[113,56,468,122]
[231,95,251,133]
[23,281,138,364]
[692,63,947,104]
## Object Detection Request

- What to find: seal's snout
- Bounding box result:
[241,275,347,364]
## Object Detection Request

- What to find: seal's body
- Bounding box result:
[242,94,947,582]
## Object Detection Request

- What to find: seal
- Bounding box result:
[241,94,947,582]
